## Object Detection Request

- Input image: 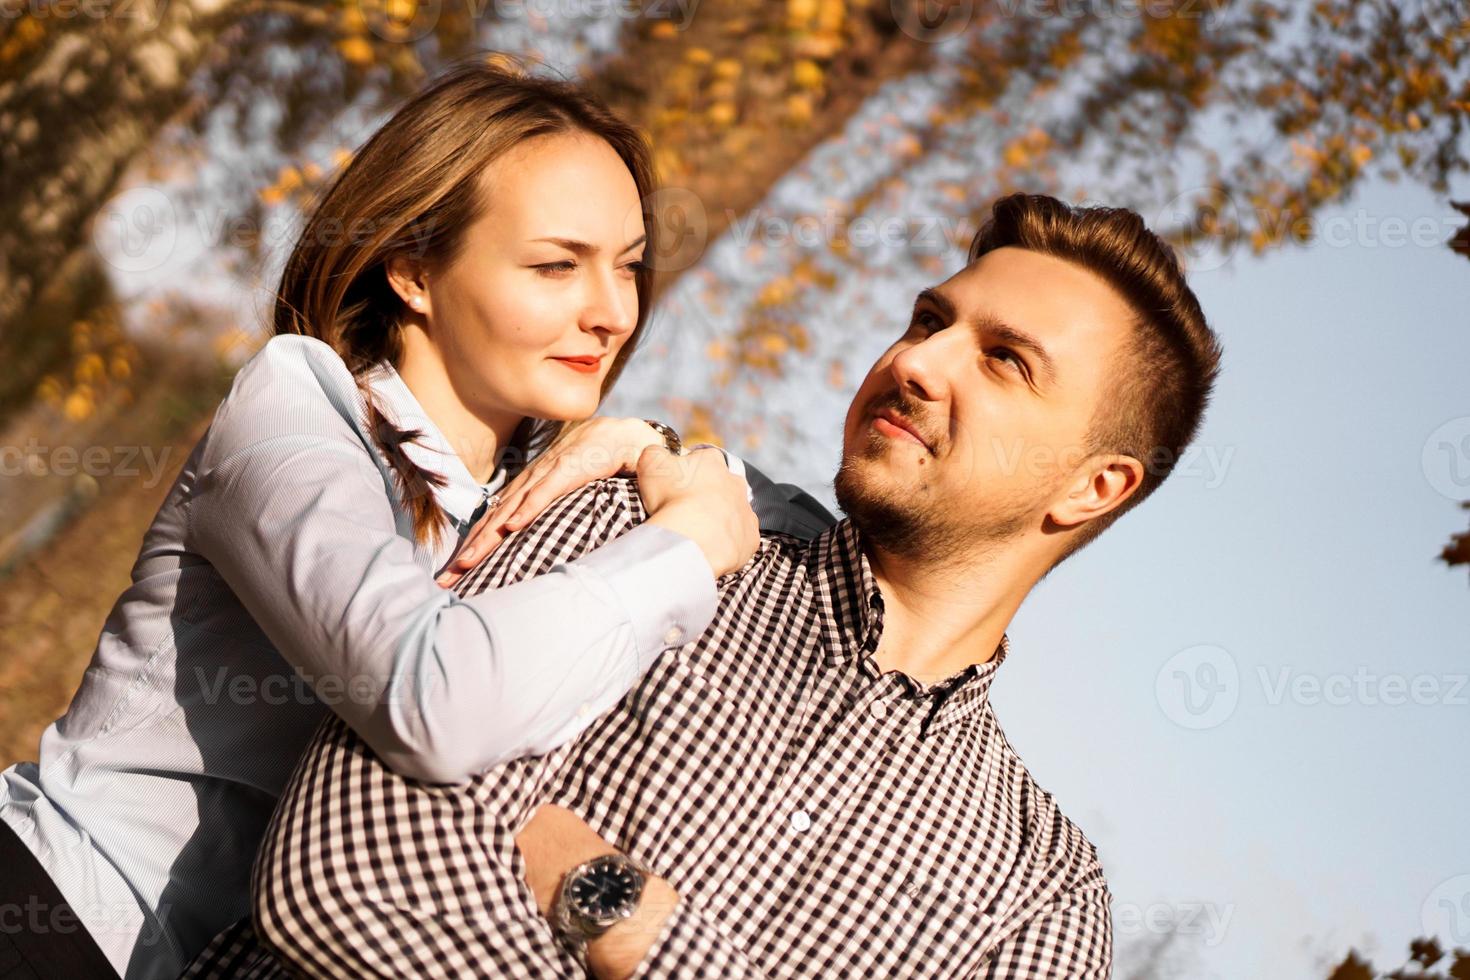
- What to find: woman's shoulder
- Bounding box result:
[202,334,371,465]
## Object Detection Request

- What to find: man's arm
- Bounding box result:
[252,716,574,978]
[974,877,1113,979]
[253,481,658,977]
[515,804,765,979]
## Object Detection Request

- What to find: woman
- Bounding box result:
[0,59,795,980]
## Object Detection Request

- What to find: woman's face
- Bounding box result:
[402,131,646,429]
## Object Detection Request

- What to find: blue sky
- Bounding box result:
[992,177,1470,977]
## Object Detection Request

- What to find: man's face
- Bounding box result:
[835,246,1137,562]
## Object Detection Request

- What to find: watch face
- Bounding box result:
[570,858,642,921]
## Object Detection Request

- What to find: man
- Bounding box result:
[188,193,1221,978]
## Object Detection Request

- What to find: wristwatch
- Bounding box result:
[550,853,653,963]
[642,419,683,456]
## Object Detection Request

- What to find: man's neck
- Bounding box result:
[865,537,1037,690]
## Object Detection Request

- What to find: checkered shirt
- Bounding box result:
[183,478,1112,978]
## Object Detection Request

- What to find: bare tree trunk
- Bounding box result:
[0,1,251,335]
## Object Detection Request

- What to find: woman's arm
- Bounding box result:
[188,428,716,784]
[439,425,836,587]
[183,339,734,783]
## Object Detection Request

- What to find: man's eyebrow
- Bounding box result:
[529,234,647,256]
[914,287,1058,388]
[913,287,956,321]
[979,316,1058,388]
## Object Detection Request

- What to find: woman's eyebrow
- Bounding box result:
[529,234,647,256]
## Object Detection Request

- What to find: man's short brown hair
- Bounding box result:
[968,193,1224,567]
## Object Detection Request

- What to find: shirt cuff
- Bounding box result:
[571,521,717,674]
[630,896,760,978]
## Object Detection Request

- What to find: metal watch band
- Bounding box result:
[550,853,653,961]
[643,419,683,456]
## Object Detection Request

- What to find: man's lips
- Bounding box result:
[551,355,603,374]
[872,408,931,452]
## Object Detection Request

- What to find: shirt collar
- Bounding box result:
[807,519,1010,736]
[360,360,511,534]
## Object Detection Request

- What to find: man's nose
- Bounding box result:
[889,332,951,404]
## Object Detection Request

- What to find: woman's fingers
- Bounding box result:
[439,422,657,584]
[478,485,531,544]
[503,449,625,530]
[444,511,508,578]
[501,476,561,532]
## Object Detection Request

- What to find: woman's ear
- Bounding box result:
[385,254,431,317]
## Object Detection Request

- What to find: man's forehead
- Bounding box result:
[930,247,1135,354]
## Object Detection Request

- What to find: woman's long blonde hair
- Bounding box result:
[273,56,657,548]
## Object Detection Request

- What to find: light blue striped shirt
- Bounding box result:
[0,335,720,978]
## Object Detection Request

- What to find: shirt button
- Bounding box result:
[663,626,685,647]
[869,699,889,718]
[789,810,812,832]
[577,702,592,718]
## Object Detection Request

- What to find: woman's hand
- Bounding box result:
[637,445,759,578]
[436,418,665,587]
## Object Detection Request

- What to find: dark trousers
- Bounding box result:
[0,818,119,979]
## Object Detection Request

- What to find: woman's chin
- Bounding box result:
[527,397,600,423]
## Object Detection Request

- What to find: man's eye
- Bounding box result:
[910,310,942,333]
[989,347,1024,372]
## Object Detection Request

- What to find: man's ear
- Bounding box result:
[1048,453,1145,529]
[385,253,431,316]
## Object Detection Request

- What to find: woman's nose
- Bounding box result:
[583,269,637,336]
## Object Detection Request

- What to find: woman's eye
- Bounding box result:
[532,260,577,276]
[621,259,648,276]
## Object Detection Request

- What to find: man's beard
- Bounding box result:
[834,438,1033,565]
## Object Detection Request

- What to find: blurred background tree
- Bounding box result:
[1324,936,1470,979]
[3,0,1466,426]
[2,0,1467,782]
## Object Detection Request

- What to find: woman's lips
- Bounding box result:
[552,356,602,374]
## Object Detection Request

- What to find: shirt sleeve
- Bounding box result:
[252,717,576,979]
[186,338,715,784]
[629,898,765,978]
[973,876,1113,979]
[252,482,687,979]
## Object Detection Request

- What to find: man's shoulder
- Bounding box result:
[523,477,648,533]
[512,478,827,579]
[988,714,1109,891]
[453,478,650,597]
